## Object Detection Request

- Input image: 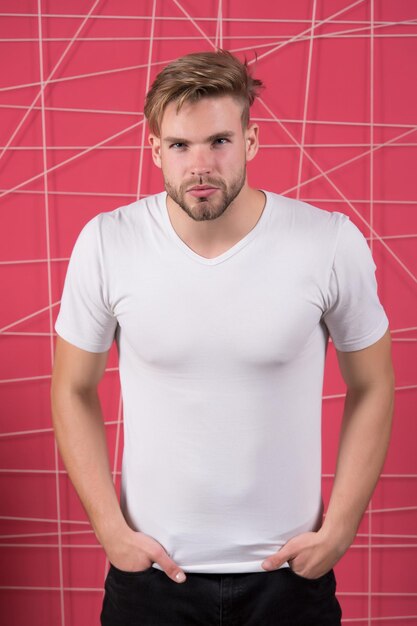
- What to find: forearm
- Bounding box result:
[320,380,395,550]
[51,388,127,545]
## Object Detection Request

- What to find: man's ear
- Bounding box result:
[245,123,259,162]
[149,134,162,168]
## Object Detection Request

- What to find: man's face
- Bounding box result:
[149,95,259,221]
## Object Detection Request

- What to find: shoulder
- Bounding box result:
[263,190,350,253]
[79,192,164,247]
[264,190,348,231]
[96,192,162,231]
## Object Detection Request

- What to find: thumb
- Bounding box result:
[262,543,295,572]
[155,550,187,584]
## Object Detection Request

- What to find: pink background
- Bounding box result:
[0,1,416,624]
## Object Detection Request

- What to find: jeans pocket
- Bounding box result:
[281,567,341,623]
[109,562,154,578]
[103,563,156,623]
[287,566,334,587]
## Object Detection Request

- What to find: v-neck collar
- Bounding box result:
[158,190,272,266]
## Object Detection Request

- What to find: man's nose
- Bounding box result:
[190,148,212,176]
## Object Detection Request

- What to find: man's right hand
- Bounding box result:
[103,527,187,584]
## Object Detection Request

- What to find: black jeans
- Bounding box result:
[101,564,342,625]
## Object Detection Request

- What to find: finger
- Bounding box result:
[154,548,187,583]
[262,546,294,571]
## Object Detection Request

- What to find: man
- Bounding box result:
[51,50,395,625]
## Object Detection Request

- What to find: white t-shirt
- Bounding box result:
[55,190,389,574]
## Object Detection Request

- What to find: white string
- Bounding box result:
[4,33,417,41]
[0,541,415,550]
[0,417,121,439]
[0,188,138,197]
[135,0,156,201]
[2,12,415,26]
[0,367,118,384]
[0,469,120,476]
[0,301,61,333]
[0,529,94,539]
[252,117,417,128]
[235,18,417,51]
[215,0,223,49]
[104,394,123,587]
[0,543,103,548]
[36,4,65,624]
[1,528,416,541]
[2,102,416,128]
[0,469,413,478]
[21,329,412,338]
[339,616,417,623]
[340,593,417,597]
[323,384,417,401]
[0,258,69,266]
[0,103,143,116]
[361,505,417,514]
[0,502,415,517]
[5,33,417,43]
[0,515,89,524]
[4,140,417,150]
[0,58,171,93]
[171,0,216,48]
[367,3,375,623]
[296,0,317,199]
[1,371,416,390]
[4,187,417,203]
[0,585,105,592]
[390,327,417,333]
[2,23,417,44]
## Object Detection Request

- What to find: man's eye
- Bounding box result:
[170,143,186,149]
[214,138,229,145]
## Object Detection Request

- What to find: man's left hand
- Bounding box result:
[261,529,350,579]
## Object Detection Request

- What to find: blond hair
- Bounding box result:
[144,49,264,136]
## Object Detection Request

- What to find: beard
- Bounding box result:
[164,167,246,222]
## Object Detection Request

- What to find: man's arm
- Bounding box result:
[51,336,187,583]
[261,328,395,577]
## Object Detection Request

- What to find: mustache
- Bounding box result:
[182,177,225,190]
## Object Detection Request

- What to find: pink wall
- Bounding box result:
[0,1,416,624]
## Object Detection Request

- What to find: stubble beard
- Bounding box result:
[164,167,247,222]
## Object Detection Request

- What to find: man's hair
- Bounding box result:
[144,49,264,136]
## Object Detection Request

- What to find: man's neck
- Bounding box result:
[166,187,266,259]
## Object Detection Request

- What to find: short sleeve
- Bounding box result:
[55,216,117,352]
[322,218,389,352]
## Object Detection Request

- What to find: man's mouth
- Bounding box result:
[187,185,218,198]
